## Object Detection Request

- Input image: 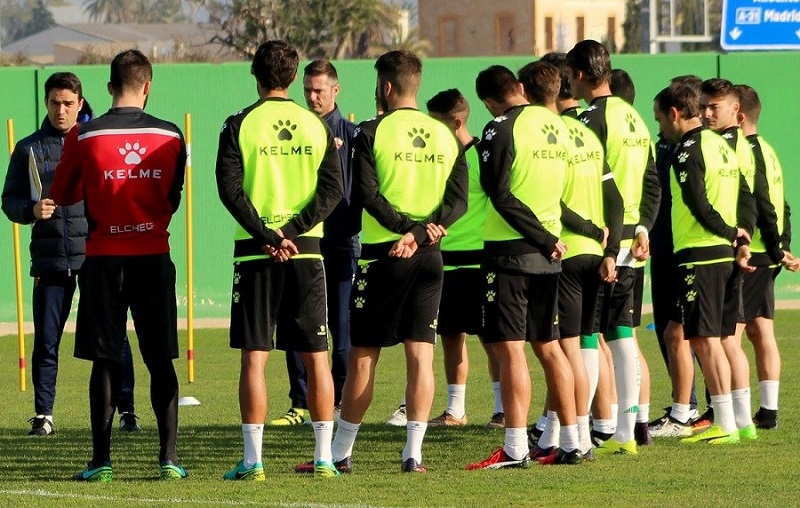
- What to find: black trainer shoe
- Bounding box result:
[590,429,613,447]
[119,412,141,432]
[634,421,653,445]
[27,416,54,436]
[692,406,714,431]
[295,456,353,474]
[401,458,427,473]
[753,407,778,430]
[527,425,543,448]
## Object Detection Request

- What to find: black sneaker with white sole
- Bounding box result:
[28,416,54,436]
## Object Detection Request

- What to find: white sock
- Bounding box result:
[607,338,640,442]
[43,415,54,423]
[313,421,334,463]
[581,348,600,412]
[402,421,427,462]
[593,418,615,435]
[610,403,619,429]
[711,394,736,433]
[242,423,263,467]
[670,403,691,424]
[492,381,504,414]
[331,419,360,462]
[559,424,580,453]
[446,384,466,419]
[577,414,592,454]
[731,388,752,429]
[535,415,547,431]
[503,427,528,460]
[759,380,779,410]
[539,410,560,449]
[637,403,650,424]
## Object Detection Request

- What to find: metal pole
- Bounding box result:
[7,118,26,391]
[184,113,195,383]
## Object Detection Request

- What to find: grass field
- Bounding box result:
[1,311,799,507]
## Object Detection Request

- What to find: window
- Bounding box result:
[495,12,516,53]
[607,17,617,47]
[544,16,554,50]
[576,16,585,42]
[439,16,459,56]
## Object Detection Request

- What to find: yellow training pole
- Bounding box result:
[7,119,26,391]
[184,113,195,383]
[348,113,356,122]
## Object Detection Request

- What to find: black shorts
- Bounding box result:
[632,266,645,327]
[598,266,636,332]
[75,253,178,362]
[740,266,779,322]
[677,262,736,338]
[482,267,560,343]
[230,258,328,352]
[650,254,682,327]
[437,267,484,336]
[350,248,443,348]
[558,255,602,338]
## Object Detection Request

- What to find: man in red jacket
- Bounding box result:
[50,49,187,483]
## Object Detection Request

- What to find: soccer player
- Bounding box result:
[216,40,343,479]
[271,59,359,427]
[327,50,468,474]
[425,88,504,429]
[519,60,623,459]
[733,84,799,429]
[467,65,579,468]
[50,49,187,482]
[609,69,635,106]
[566,40,660,455]
[653,81,753,445]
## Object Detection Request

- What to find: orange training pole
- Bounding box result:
[184,113,195,383]
[7,119,26,391]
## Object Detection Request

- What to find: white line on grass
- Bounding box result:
[0,489,399,508]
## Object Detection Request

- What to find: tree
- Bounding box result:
[621,0,643,53]
[82,0,186,23]
[0,0,56,45]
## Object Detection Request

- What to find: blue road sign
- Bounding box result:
[721,0,800,50]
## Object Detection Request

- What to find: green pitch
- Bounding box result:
[1,312,799,507]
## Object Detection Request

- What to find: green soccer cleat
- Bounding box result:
[269,407,308,426]
[739,423,758,440]
[223,460,265,481]
[313,460,342,478]
[160,460,188,480]
[681,424,739,444]
[72,462,112,483]
[594,439,638,456]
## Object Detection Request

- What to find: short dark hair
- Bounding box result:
[251,40,299,91]
[654,82,700,120]
[109,49,152,94]
[517,61,560,105]
[671,74,703,90]
[735,84,761,124]
[539,52,572,99]
[426,88,468,121]
[374,50,422,96]
[44,72,82,100]
[475,65,519,103]
[610,68,635,105]
[701,78,737,100]
[304,59,339,82]
[565,40,611,86]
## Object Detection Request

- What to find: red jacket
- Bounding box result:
[50,107,186,256]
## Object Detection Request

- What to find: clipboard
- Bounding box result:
[28,147,43,201]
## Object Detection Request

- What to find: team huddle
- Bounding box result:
[3,37,794,482]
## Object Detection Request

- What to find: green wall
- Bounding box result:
[2,52,799,322]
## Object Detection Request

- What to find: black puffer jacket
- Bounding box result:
[1,119,87,276]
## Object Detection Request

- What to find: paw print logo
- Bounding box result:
[317,325,327,336]
[429,318,438,330]
[273,120,297,141]
[677,152,689,163]
[119,141,147,165]
[408,127,430,148]
[354,296,366,309]
[679,171,688,183]
[360,263,369,273]
[685,273,695,285]
[356,279,367,291]
[580,117,590,125]
[541,124,559,145]
[683,139,696,148]
[722,132,734,140]
[484,128,497,140]
[625,112,637,133]
[486,271,496,284]
[486,290,496,302]
[686,289,697,302]
[233,271,241,285]
[353,126,362,138]
[482,150,491,162]
[568,127,584,148]
[232,291,240,304]
[719,145,729,164]
[493,115,508,123]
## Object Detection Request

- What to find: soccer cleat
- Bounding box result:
[691,406,714,431]
[313,460,342,478]
[223,460,266,481]
[590,429,614,447]
[527,425,543,448]
[649,416,693,438]
[634,422,653,445]
[738,423,758,441]
[486,412,505,429]
[27,416,54,436]
[401,458,427,473]
[648,408,670,428]
[594,439,638,456]
[295,456,353,474]
[428,411,467,427]
[72,461,112,483]
[681,424,738,445]
[160,460,187,480]
[466,447,531,470]
[269,407,308,426]
[529,445,556,461]
[119,412,141,432]
[386,405,407,427]
[753,407,778,430]
[537,448,583,465]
